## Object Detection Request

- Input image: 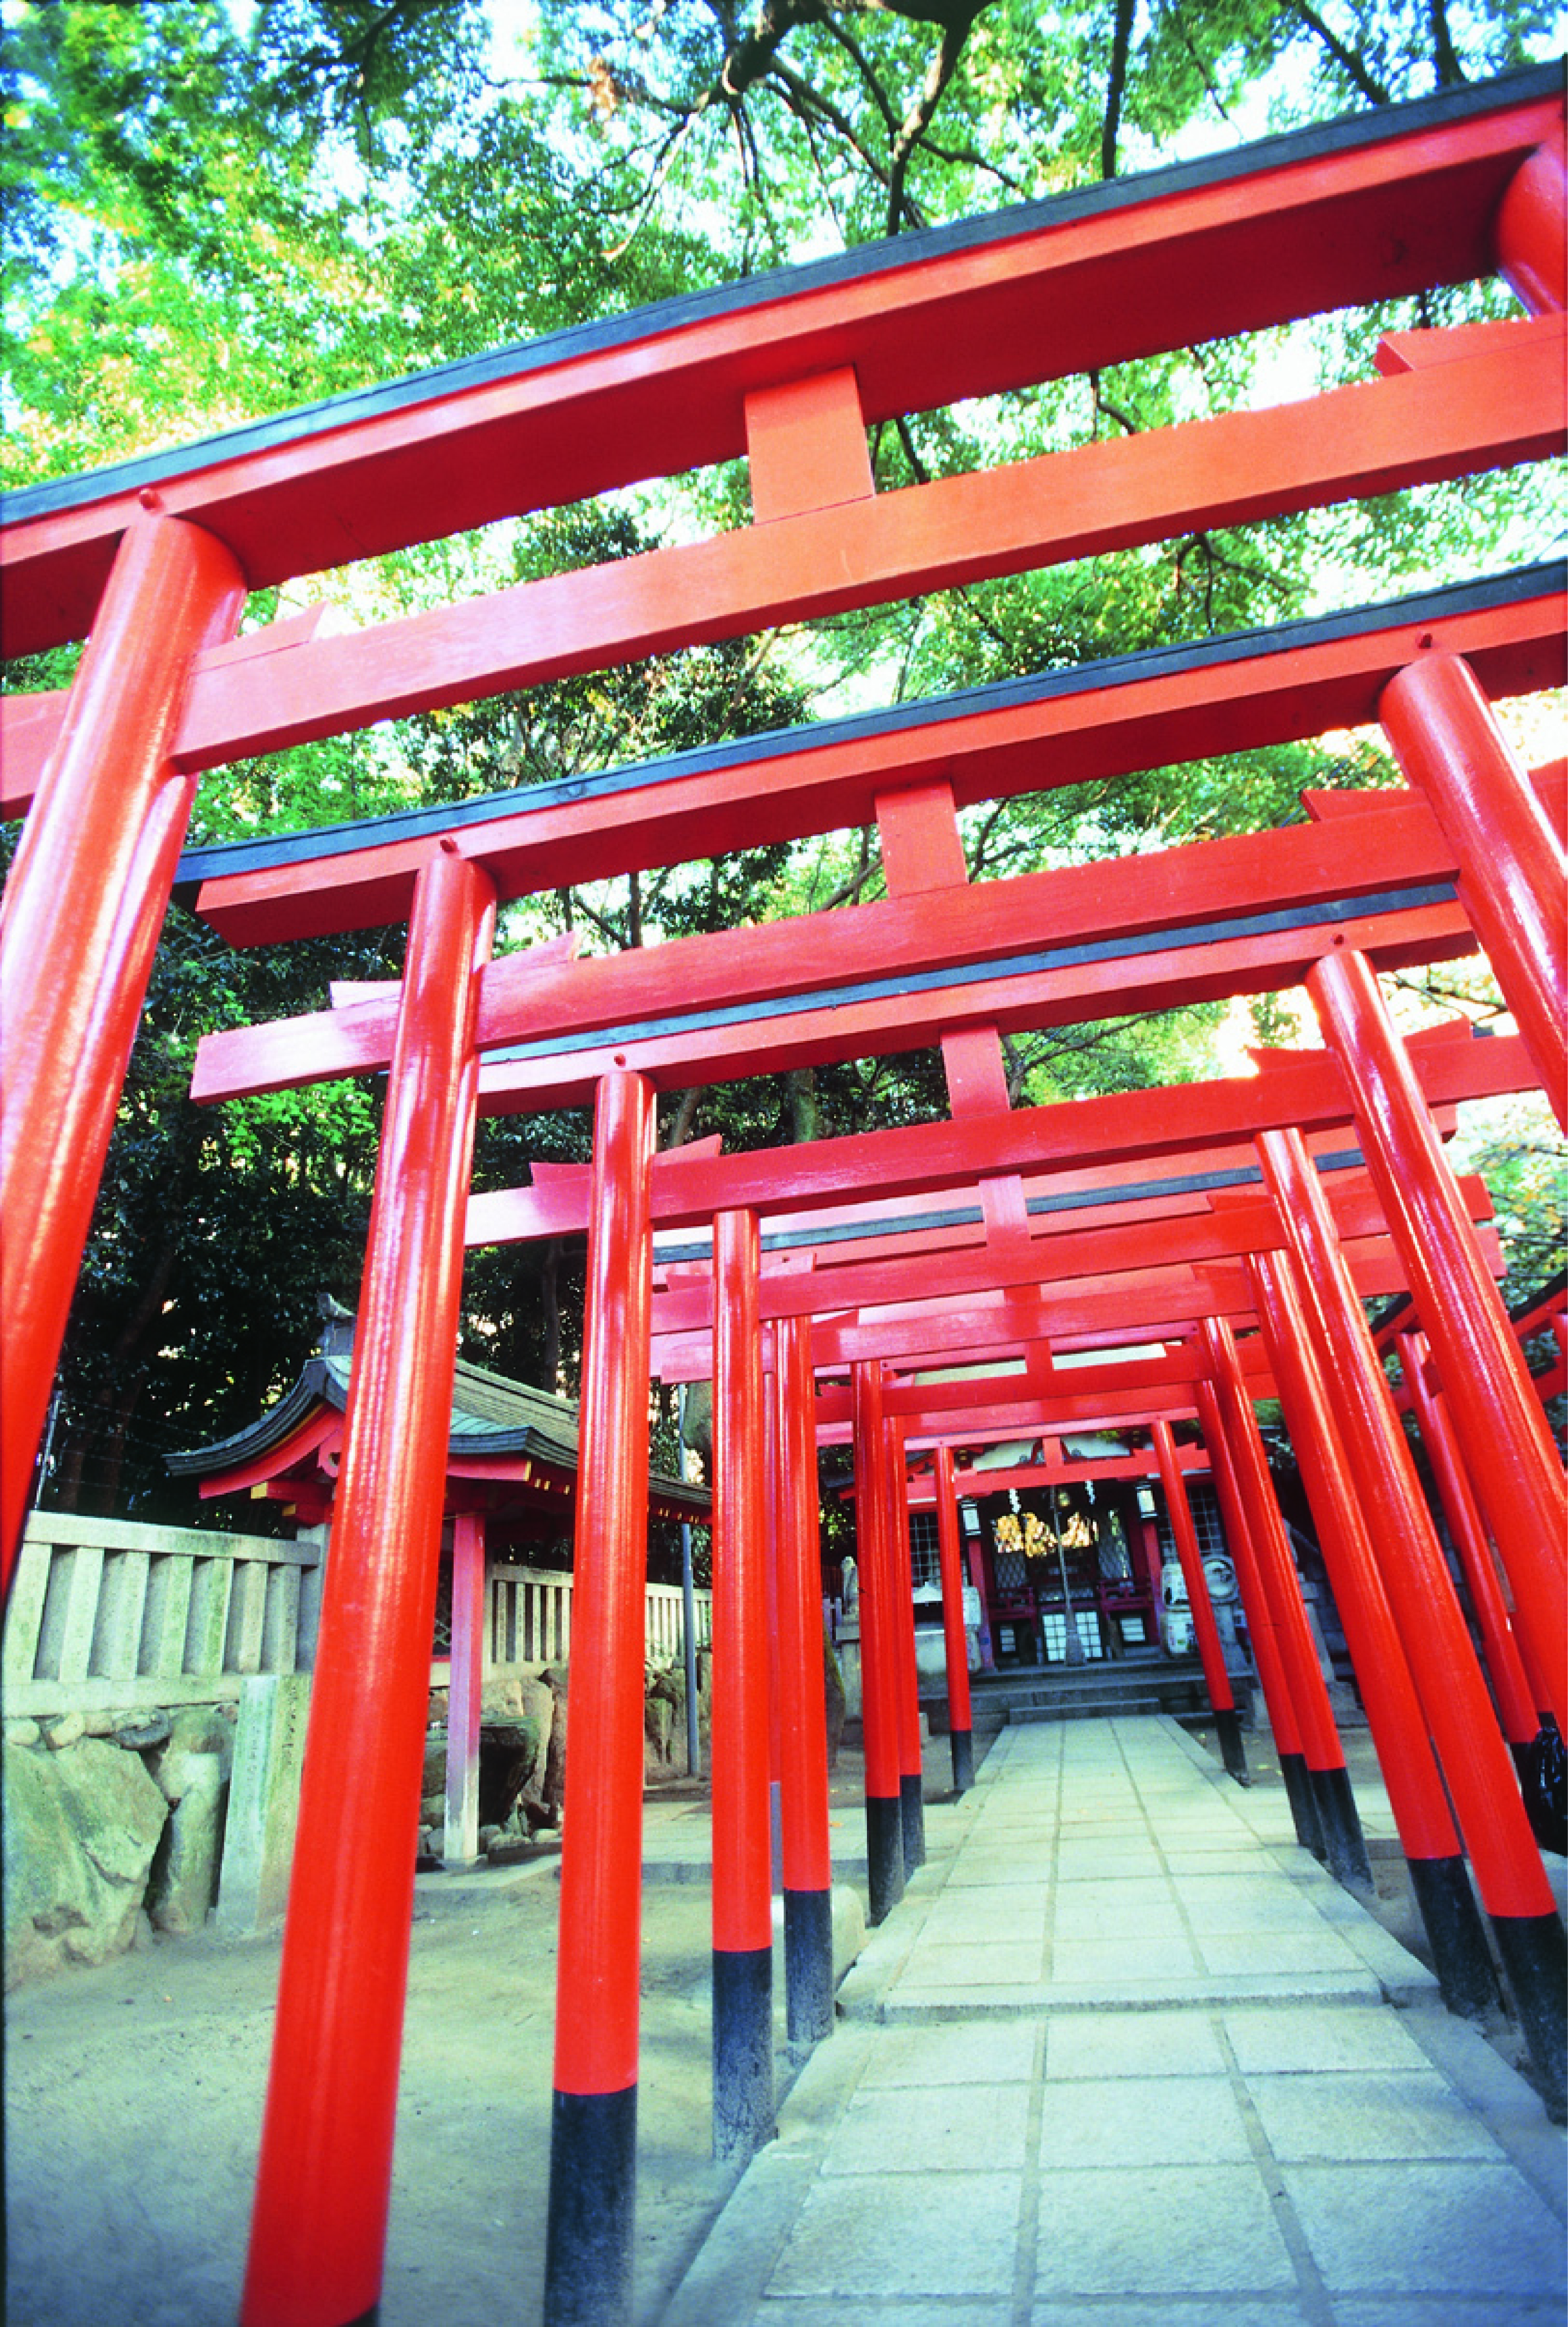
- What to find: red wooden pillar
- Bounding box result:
[1251,1253,1497,2018]
[443,1509,487,1867]
[763,1351,786,1887]
[240,842,496,2327]
[885,1416,926,1873]
[544,1069,655,2326]
[1379,653,1566,1129]
[934,1446,975,1793]
[776,1315,834,2047]
[0,512,246,1584]
[1496,131,1567,315]
[1201,1316,1372,1889]
[1151,1421,1246,1783]
[852,1361,904,1923]
[1257,1125,1564,2116]
[1195,1377,1314,1844]
[1398,1329,1543,1763]
[1309,947,1566,1725]
[709,1209,775,2160]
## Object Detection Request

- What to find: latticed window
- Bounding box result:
[1157,1480,1227,1563]
[1040,1607,1105,1662]
[909,1509,941,1590]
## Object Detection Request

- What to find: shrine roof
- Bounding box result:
[167,1347,707,1515]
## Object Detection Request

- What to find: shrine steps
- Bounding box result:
[955,1657,1212,1740]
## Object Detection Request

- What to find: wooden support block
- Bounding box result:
[746,368,875,524]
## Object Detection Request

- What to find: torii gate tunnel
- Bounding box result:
[3,59,1567,2327]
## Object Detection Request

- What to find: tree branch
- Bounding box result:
[765,56,900,197]
[813,7,902,135]
[894,412,932,483]
[817,825,884,909]
[662,1086,706,1148]
[1290,3,1393,104]
[885,7,976,233]
[1089,367,1138,436]
[1101,0,1137,179]
[1428,0,1467,89]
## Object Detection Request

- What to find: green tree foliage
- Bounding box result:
[3,0,1560,1514]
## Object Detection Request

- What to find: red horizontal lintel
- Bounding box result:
[191,766,1564,1107]
[174,322,1564,944]
[5,84,1555,658]
[469,1030,1530,1246]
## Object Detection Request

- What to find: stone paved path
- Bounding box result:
[658,1715,1567,2327]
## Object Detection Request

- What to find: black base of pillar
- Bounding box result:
[1281,1751,1325,1858]
[712,1944,775,2160]
[1409,1855,1497,2023]
[544,2084,637,2327]
[900,1771,926,1873]
[950,1725,975,1794]
[783,1886,835,2048]
[1312,1763,1373,1891]
[1215,1707,1248,1784]
[866,1793,904,1925]
[1510,1738,1534,1791]
[339,2311,378,2327]
[1492,1910,1568,2124]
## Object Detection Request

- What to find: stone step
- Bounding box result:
[1003,1692,1197,1724]
[961,1663,1211,1733]
[990,1678,1206,1708]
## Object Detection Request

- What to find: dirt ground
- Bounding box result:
[3,1739,902,2327]
[6,1716,1554,2325]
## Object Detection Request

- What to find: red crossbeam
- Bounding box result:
[651,1227,1488,1377]
[110,319,1558,954]
[5,80,1556,659]
[646,1222,1440,1379]
[467,1030,1531,1244]
[157,579,1561,947]
[904,1448,1211,1498]
[189,767,1563,1106]
[646,1176,1489,1336]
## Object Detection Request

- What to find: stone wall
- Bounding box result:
[3,1704,235,1989]
[416,1652,715,1864]
[6,1512,718,1983]
[5,1653,720,1983]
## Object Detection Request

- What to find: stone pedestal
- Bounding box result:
[214,1673,310,1934]
[836,1617,862,1720]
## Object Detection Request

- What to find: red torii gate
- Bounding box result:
[3,59,1566,2327]
[630,1088,1531,1973]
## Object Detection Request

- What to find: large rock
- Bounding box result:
[644,1661,684,1779]
[111,1708,172,1752]
[823,1632,847,1768]
[450,1675,557,1835]
[150,1704,236,1802]
[146,1754,225,1936]
[539,1667,569,1827]
[480,1674,531,1723]
[4,1738,170,1989]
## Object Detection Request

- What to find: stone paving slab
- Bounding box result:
[656,1716,1566,2327]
